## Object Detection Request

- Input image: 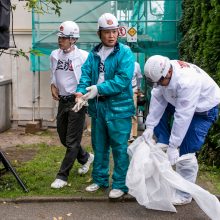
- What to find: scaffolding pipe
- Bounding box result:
[37,56,41,120]
[32,70,36,122]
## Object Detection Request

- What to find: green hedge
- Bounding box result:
[178,0,220,167]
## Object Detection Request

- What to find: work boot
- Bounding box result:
[51,179,67,189]
[85,183,100,192]
[78,153,94,175]
[109,189,125,199]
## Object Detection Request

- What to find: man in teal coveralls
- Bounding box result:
[75,13,135,199]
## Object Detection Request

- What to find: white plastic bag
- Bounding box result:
[126,137,176,212]
[126,137,220,219]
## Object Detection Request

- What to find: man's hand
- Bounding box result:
[51,84,59,101]
[142,128,154,143]
[72,97,88,112]
[134,88,142,95]
[72,92,87,112]
[167,147,179,165]
[74,92,83,102]
[82,85,98,100]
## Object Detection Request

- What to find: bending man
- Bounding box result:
[142,55,220,205]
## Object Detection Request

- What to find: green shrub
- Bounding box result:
[179,0,220,167]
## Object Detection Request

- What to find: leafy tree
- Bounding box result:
[194,1,211,68]
[203,0,220,84]
[1,0,70,59]
[178,0,194,61]
[179,0,220,167]
[22,0,65,16]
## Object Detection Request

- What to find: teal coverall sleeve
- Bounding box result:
[76,52,93,94]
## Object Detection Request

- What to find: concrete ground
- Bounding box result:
[0,198,211,220]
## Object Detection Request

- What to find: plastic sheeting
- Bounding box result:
[126,137,220,219]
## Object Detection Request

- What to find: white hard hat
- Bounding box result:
[98,13,119,30]
[57,21,80,38]
[144,55,171,82]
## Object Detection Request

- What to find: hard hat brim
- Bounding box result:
[57,32,80,38]
[98,26,119,31]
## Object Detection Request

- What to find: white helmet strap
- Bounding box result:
[61,38,76,53]
[63,45,74,53]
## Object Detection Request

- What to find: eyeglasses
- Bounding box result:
[157,76,172,85]
[58,36,71,40]
[146,75,171,86]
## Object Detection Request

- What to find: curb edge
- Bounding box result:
[0,194,219,204]
[0,195,137,203]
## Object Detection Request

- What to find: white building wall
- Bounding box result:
[0,0,112,127]
[0,0,57,126]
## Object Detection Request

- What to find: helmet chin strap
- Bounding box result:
[63,46,73,53]
[63,40,75,53]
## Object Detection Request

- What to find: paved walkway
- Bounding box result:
[0,198,211,220]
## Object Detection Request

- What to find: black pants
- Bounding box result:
[56,100,89,181]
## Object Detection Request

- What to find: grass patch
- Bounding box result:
[0,143,105,198]
[1,143,220,198]
[197,163,220,195]
[34,129,55,137]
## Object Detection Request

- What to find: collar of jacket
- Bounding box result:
[92,42,120,55]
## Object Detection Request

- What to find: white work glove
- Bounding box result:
[156,143,168,152]
[167,147,179,165]
[82,85,98,100]
[142,128,154,143]
[72,97,88,112]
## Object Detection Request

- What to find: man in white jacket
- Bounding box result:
[50,21,94,189]
[142,55,220,205]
